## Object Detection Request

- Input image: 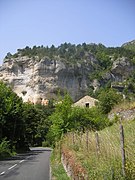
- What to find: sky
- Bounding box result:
[0,0,135,64]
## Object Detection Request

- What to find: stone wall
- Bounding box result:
[61,146,88,180]
[108,108,135,121]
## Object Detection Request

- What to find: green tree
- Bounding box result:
[22,103,39,146]
[0,82,25,150]
[5,52,12,59]
[96,51,112,69]
[47,94,73,145]
[98,88,122,114]
[69,106,109,131]
[22,103,54,147]
[0,82,54,151]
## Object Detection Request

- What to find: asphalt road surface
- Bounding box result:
[0,147,52,180]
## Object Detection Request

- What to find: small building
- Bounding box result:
[73,95,98,108]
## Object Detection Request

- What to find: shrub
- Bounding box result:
[98,88,122,114]
[0,138,12,159]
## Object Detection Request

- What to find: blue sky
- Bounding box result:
[0,0,135,64]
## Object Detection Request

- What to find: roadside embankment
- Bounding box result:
[61,145,88,180]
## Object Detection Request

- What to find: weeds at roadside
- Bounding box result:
[51,143,70,180]
[62,120,135,179]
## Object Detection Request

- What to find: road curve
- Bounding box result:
[0,147,52,180]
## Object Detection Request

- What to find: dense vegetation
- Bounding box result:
[122,40,135,53]
[5,42,135,62]
[0,82,54,157]
[0,80,121,158]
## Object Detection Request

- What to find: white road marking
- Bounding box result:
[0,171,5,175]
[8,164,17,170]
[26,155,32,159]
[19,159,25,163]
[0,159,25,176]
[0,153,31,176]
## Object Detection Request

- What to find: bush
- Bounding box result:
[98,88,122,114]
[0,138,12,159]
[42,141,50,147]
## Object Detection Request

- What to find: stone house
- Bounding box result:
[73,95,98,108]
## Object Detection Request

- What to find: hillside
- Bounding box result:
[0,41,135,102]
[60,119,135,179]
[122,40,135,52]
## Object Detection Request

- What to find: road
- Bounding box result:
[0,147,52,180]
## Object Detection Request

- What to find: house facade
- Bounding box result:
[73,95,98,108]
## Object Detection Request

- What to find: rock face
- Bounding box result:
[108,108,135,121]
[0,56,95,102]
[110,57,134,82]
[0,55,134,103]
[101,57,134,85]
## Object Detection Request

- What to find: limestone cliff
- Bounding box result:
[0,55,96,103]
[0,42,135,103]
[101,57,134,84]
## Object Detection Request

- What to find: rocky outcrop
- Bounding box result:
[101,57,134,85]
[0,55,96,102]
[108,108,135,121]
[0,55,134,103]
[110,57,134,82]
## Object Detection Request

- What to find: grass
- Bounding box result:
[62,120,135,179]
[51,142,70,180]
[110,100,135,113]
